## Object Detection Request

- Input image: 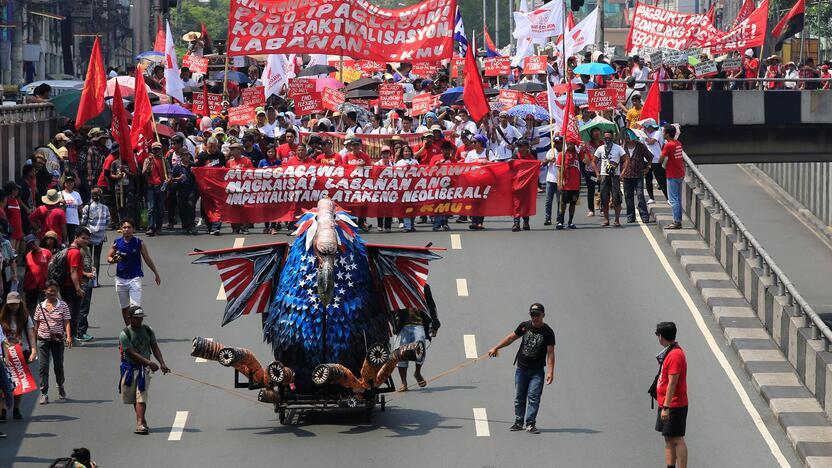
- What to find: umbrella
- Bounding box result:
[215,70,250,84]
[345,89,378,99]
[507,104,549,121]
[335,102,373,123]
[573,63,615,75]
[152,104,195,119]
[154,123,176,138]
[439,86,463,105]
[579,116,617,142]
[344,77,380,91]
[48,73,76,80]
[555,93,588,106]
[551,82,580,94]
[510,82,546,93]
[297,65,338,77]
[50,90,112,126]
[314,77,345,92]
[106,76,150,98]
[483,88,500,98]
[135,51,164,62]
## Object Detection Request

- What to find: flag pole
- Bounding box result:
[558,0,567,190]
[222,53,230,99]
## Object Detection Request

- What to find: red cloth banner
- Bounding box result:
[484,57,512,76]
[182,54,209,74]
[227,0,456,62]
[288,79,316,99]
[228,105,255,126]
[295,93,323,115]
[357,60,386,72]
[302,131,428,159]
[241,86,266,107]
[522,56,548,74]
[193,160,540,222]
[608,80,628,105]
[379,83,404,109]
[322,87,345,111]
[704,0,767,53]
[192,92,224,116]
[411,93,438,116]
[6,344,37,396]
[588,88,617,111]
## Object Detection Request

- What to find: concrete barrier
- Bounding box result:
[0,103,63,183]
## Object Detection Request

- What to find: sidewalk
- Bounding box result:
[698,163,832,320]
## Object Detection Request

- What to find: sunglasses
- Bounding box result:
[530,311,543,317]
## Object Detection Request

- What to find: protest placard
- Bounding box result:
[722,58,742,72]
[451,57,465,77]
[378,83,405,109]
[588,88,617,111]
[181,54,209,74]
[192,92,224,116]
[498,89,521,107]
[241,86,265,107]
[694,60,718,77]
[411,62,440,77]
[664,50,689,66]
[321,87,345,112]
[608,80,628,105]
[411,93,437,116]
[523,56,548,74]
[295,93,323,115]
[288,79,316,99]
[228,105,255,126]
[484,57,512,76]
[649,51,664,66]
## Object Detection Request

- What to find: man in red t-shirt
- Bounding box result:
[342,138,371,166]
[554,141,585,230]
[60,227,95,341]
[654,321,687,468]
[276,129,299,161]
[660,125,685,229]
[29,189,67,244]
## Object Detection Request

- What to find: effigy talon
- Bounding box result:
[375,341,426,386]
[217,347,241,366]
[191,336,223,361]
[312,364,367,391]
[258,388,280,404]
[191,338,270,388]
[268,361,295,386]
[360,343,389,385]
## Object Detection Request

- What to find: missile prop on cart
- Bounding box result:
[190,197,442,396]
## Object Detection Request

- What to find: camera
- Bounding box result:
[112,250,128,262]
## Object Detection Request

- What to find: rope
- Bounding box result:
[169,370,264,405]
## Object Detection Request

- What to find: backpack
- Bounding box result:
[47,247,75,284]
[49,458,77,468]
[648,342,677,408]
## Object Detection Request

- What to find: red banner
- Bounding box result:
[241,86,266,107]
[193,161,540,222]
[6,344,36,396]
[192,92,224,116]
[484,57,512,77]
[295,93,323,116]
[522,56,548,74]
[228,105,255,126]
[498,89,526,107]
[608,80,627,105]
[451,57,465,78]
[379,83,404,109]
[588,88,617,111]
[181,54,209,74]
[302,131,429,160]
[288,79,316,99]
[227,0,456,62]
[322,87,345,112]
[357,60,386,72]
[411,93,438,116]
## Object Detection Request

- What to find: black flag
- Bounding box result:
[772,0,805,51]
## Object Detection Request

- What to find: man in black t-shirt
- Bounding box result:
[488,303,556,434]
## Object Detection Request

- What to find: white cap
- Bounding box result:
[745,48,754,57]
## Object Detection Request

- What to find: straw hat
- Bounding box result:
[766,55,781,62]
[182,31,202,42]
[41,189,62,206]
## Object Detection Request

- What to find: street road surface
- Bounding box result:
[2,197,802,467]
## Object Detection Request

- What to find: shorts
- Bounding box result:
[655,405,687,437]
[599,175,622,207]
[560,190,579,204]
[120,369,151,404]
[394,325,426,368]
[115,276,143,309]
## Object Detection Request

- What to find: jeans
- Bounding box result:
[432,216,448,229]
[645,163,667,200]
[514,367,545,426]
[91,242,103,282]
[667,177,683,223]
[77,282,93,336]
[0,359,14,410]
[403,218,414,230]
[544,182,559,221]
[376,217,393,230]
[622,177,649,222]
[583,172,597,212]
[60,286,81,338]
[177,191,196,230]
[166,185,178,225]
[146,185,165,231]
[37,340,65,394]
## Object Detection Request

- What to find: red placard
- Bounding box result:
[484,57,512,77]
[228,105,255,126]
[498,89,521,107]
[522,56,548,75]
[192,92,224,116]
[6,344,36,396]
[411,62,440,77]
[181,54,209,74]
[608,80,627,105]
[411,93,437,116]
[295,93,323,116]
[518,93,536,105]
[287,79,316,99]
[227,0,455,63]
[535,92,549,110]
[378,83,404,109]
[241,86,266,107]
[587,88,617,111]
[193,161,541,223]
[451,57,465,78]
[349,98,373,108]
[322,87,345,112]
[357,60,386,72]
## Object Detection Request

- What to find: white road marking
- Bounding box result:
[450,234,462,250]
[472,408,490,437]
[463,334,478,359]
[456,278,469,297]
[167,411,189,441]
[638,220,791,468]
[216,238,246,300]
[195,338,213,363]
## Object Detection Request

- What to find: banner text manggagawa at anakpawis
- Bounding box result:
[193,161,540,223]
[227,0,456,62]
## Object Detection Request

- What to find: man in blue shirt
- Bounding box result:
[107,219,162,325]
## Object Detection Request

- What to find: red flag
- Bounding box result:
[201,22,213,54]
[153,17,165,53]
[772,0,805,51]
[110,84,136,173]
[731,0,755,28]
[641,77,661,122]
[560,89,581,144]
[705,3,716,24]
[75,36,106,130]
[555,12,576,44]
[462,36,490,123]
[130,64,156,165]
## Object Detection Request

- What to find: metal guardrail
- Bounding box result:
[0,103,58,125]
[683,153,832,351]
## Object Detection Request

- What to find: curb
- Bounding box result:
[648,194,832,468]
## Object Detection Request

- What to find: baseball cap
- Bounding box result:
[474,134,488,145]
[430,125,442,132]
[255,107,266,115]
[150,141,163,149]
[380,145,392,153]
[5,291,20,304]
[128,305,147,318]
[529,303,545,314]
[24,234,37,246]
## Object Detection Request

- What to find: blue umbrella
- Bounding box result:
[507,104,549,121]
[439,86,464,105]
[215,70,250,84]
[135,51,164,62]
[572,62,615,75]
[555,93,589,106]
[151,104,195,119]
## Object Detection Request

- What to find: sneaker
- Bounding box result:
[376,227,385,232]
[544,219,552,226]
[441,225,451,231]
[665,222,683,230]
[526,425,540,434]
[77,334,94,342]
[455,216,469,223]
[196,219,204,228]
[58,387,66,400]
[210,230,220,236]
[39,394,48,405]
[647,198,655,205]
[166,223,175,231]
[522,222,530,231]
[511,223,521,232]
[509,423,525,431]
[12,408,22,420]
[240,228,250,235]
[262,227,270,234]
[568,223,577,229]
[587,211,595,217]
[384,228,392,233]
[556,223,564,230]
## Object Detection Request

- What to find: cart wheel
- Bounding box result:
[279,408,287,425]
[380,395,386,412]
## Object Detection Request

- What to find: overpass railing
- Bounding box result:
[683,153,832,351]
[0,103,57,125]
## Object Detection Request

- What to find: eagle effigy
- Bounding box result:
[189,197,442,422]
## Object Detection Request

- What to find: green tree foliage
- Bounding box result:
[169,0,230,47]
